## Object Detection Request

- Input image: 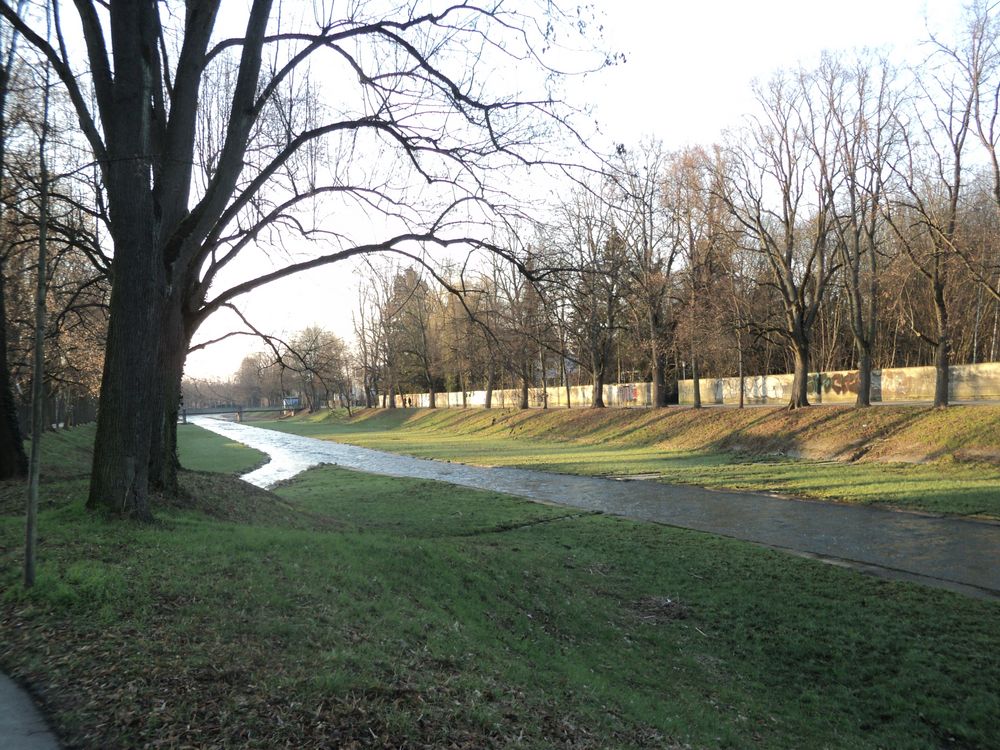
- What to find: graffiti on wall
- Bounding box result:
[818,371,860,395]
[720,376,787,402]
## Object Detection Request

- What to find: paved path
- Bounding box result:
[194,418,1000,599]
[0,674,59,749]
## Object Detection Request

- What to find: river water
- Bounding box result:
[191,416,1000,597]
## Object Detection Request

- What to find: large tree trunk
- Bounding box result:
[484,362,494,409]
[933,288,949,409]
[855,343,873,408]
[652,351,667,408]
[539,347,548,409]
[519,373,529,410]
[737,332,745,409]
[86,2,171,520]
[591,366,606,408]
[87,222,165,520]
[788,337,810,410]
[691,356,702,409]
[649,309,668,408]
[0,33,26,479]
[934,338,949,408]
[149,299,187,495]
[560,353,571,408]
[0,261,26,478]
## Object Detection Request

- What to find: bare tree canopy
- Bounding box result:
[0,0,600,517]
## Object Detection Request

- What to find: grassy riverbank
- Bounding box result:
[177,420,269,473]
[0,423,998,748]
[258,406,1000,518]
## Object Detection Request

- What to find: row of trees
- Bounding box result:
[185,326,352,414]
[339,8,1000,411]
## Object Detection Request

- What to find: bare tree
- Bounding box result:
[886,46,972,408]
[24,3,48,587]
[353,281,383,408]
[664,146,729,408]
[813,53,900,406]
[721,71,840,409]
[610,141,680,407]
[931,1,1000,333]
[488,252,542,409]
[281,326,347,412]
[390,268,444,407]
[553,183,629,408]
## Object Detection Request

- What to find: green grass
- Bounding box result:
[1,424,998,748]
[176,422,267,474]
[256,409,1000,518]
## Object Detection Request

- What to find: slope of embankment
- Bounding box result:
[332,403,1000,466]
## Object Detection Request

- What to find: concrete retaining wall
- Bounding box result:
[399,382,656,409]
[391,362,1000,409]
[677,362,1000,405]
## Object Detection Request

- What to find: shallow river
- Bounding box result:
[191,416,1000,598]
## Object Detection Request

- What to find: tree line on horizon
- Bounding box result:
[203,8,1000,413]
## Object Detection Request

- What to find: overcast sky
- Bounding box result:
[183,0,964,380]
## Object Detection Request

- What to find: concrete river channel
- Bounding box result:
[191,416,1000,599]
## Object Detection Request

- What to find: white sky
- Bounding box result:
[183,0,964,380]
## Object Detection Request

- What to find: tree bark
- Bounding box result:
[539,347,548,409]
[648,306,668,408]
[0,17,26,480]
[87,235,164,520]
[591,367,606,408]
[560,353,571,408]
[85,0,177,520]
[149,299,187,495]
[0,261,26,478]
[691,356,701,408]
[651,352,667,408]
[736,326,746,409]
[25,76,50,586]
[519,373,529,410]
[484,360,495,408]
[788,337,810,409]
[855,344,873,408]
[933,292,950,408]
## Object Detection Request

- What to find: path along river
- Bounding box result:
[192,417,1000,599]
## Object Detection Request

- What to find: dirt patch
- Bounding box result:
[631,595,691,624]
